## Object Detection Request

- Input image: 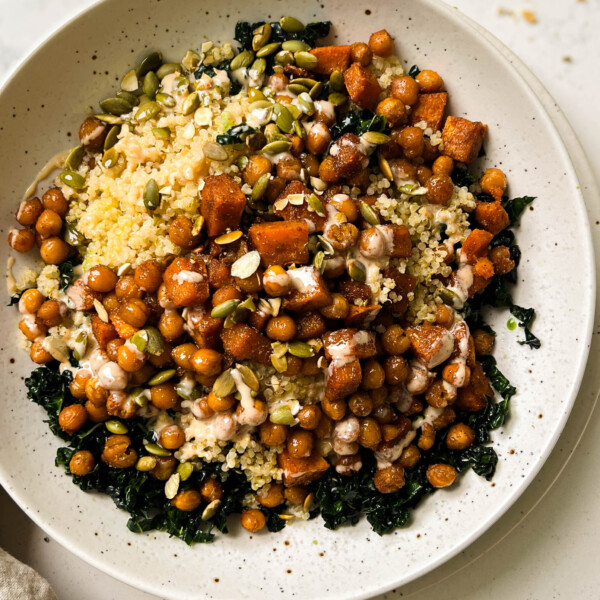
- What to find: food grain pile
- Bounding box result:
[7,17,538,541]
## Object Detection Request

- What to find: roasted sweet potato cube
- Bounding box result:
[109,311,139,339]
[330,133,369,179]
[164,256,210,307]
[344,305,381,327]
[278,449,330,487]
[383,224,412,258]
[455,362,492,412]
[274,181,327,232]
[323,328,377,360]
[472,256,494,280]
[296,311,327,341]
[206,258,232,288]
[221,323,271,365]
[338,279,372,304]
[325,359,362,400]
[187,307,223,349]
[67,279,102,311]
[474,201,510,235]
[310,45,352,75]
[461,229,493,264]
[383,268,416,315]
[469,274,492,296]
[248,221,309,267]
[284,267,332,312]
[409,92,448,131]
[441,116,486,164]
[200,174,247,236]
[91,314,118,349]
[406,323,455,369]
[343,63,381,110]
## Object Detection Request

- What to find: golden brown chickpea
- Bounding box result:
[472,329,495,355]
[242,154,273,186]
[416,164,433,186]
[372,403,394,425]
[58,403,88,435]
[133,260,163,293]
[399,126,424,159]
[319,293,350,320]
[375,97,406,128]
[348,392,373,417]
[284,486,308,505]
[85,399,108,422]
[399,444,421,469]
[418,422,436,451]
[259,421,288,447]
[268,72,289,92]
[241,508,266,533]
[301,356,321,376]
[16,197,43,226]
[276,156,302,181]
[40,236,70,264]
[67,371,91,401]
[148,343,174,368]
[381,324,411,355]
[350,41,372,66]
[85,377,109,407]
[87,265,118,293]
[79,116,107,150]
[427,463,457,488]
[190,349,222,376]
[389,75,420,106]
[37,300,65,327]
[69,450,95,476]
[42,187,69,216]
[101,434,137,469]
[102,292,120,313]
[446,423,475,450]
[358,417,382,449]
[18,318,45,342]
[116,343,146,373]
[415,69,444,93]
[426,174,454,206]
[361,359,386,390]
[119,298,150,328]
[19,288,44,314]
[299,152,321,175]
[374,464,405,493]
[282,355,303,377]
[150,456,177,481]
[207,391,236,412]
[201,477,224,502]
[306,122,332,156]
[150,383,179,410]
[314,413,333,440]
[321,396,347,421]
[171,490,202,512]
[329,194,358,222]
[35,209,62,237]
[435,304,455,328]
[9,228,36,253]
[442,363,471,388]
[480,168,507,196]
[425,378,456,408]
[297,405,322,430]
[257,483,285,508]
[432,155,454,177]
[168,216,199,249]
[172,343,198,370]
[264,176,287,203]
[287,428,314,458]
[368,29,394,57]
[370,387,388,408]
[212,285,243,307]
[158,425,186,450]
[262,265,291,297]
[289,134,305,157]
[158,310,185,341]
[384,356,409,385]
[235,269,263,295]
[105,338,124,362]
[265,315,297,342]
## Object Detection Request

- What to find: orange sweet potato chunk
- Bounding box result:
[455,362,492,412]
[284,267,332,312]
[461,229,493,264]
[472,256,494,280]
[344,305,381,328]
[409,92,448,131]
[200,174,247,236]
[278,449,330,487]
[325,359,362,401]
[386,224,412,258]
[248,221,309,267]
[221,323,271,365]
[109,311,139,340]
[474,201,510,235]
[164,256,210,307]
[91,314,118,349]
[310,45,352,75]
[343,63,381,110]
[441,116,487,164]
[274,181,327,232]
[187,307,223,349]
[406,323,454,369]
[382,268,416,315]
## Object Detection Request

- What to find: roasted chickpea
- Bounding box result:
[259,420,288,447]
[119,298,150,328]
[19,288,44,314]
[398,126,424,159]
[64,369,89,401]
[301,356,321,376]
[442,363,470,388]
[383,356,409,385]
[435,304,455,328]
[432,155,454,177]
[320,293,349,320]
[42,187,69,216]
[425,378,456,408]
[361,359,386,390]
[148,343,173,368]
[446,423,475,450]
[58,403,87,435]
[200,477,224,502]
[171,490,202,512]
[159,310,185,341]
[268,72,289,92]
[480,168,508,197]
[418,422,436,451]
[284,486,308,505]
[389,75,419,106]
[264,176,287,204]
[242,154,272,186]
[235,269,263,294]
[297,405,321,430]
[133,260,163,293]
[257,483,285,508]
[358,417,382,449]
[149,456,177,481]
[299,152,321,176]
[287,428,314,458]
[69,450,95,476]
[326,222,359,252]
[370,387,388,408]
[374,464,405,493]
[41,236,72,265]
[35,209,62,237]
[116,343,146,372]
[399,444,421,469]
[85,377,109,407]
[115,275,143,301]
[417,164,433,186]
[376,97,406,128]
[321,396,347,421]
[87,265,118,293]
[426,174,454,206]
[276,156,302,181]
[426,464,457,488]
[37,299,65,327]
[9,228,36,253]
[368,29,394,57]
[168,216,198,249]
[289,134,305,157]
[172,343,198,370]
[207,391,236,412]
[265,315,297,342]
[282,354,303,377]
[350,41,372,66]
[150,383,178,410]
[314,413,333,440]
[306,122,332,155]
[372,403,394,425]
[381,324,410,355]
[415,69,444,93]
[101,434,137,469]
[190,349,222,376]
[79,116,107,150]
[329,194,358,222]
[16,197,43,226]
[102,292,120,313]
[262,266,291,297]
[83,400,108,425]
[472,329,495,355]
[241,508,266,533]
[212,285,242,307]
[348,391,373,417]
[158,425,186,450]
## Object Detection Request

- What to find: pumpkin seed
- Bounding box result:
[121,69,139,92]
[155,92,176,108]
[143,71,160,99]
[102,147,119,169]
[65,145,84,171]
[361,131,391,145]
[249,58,267,79]
[280,16,304,33]
[261,139,292,154]
[93,299,109,322]
[307,193,325,216]
[439,288,459,306]
[94,113,124,125]
[252,23,272,51]
[288,83,309,95]
[274,103,293,133]
[251,173,270,201]
[378,155,393,180]
[143,178,160,211]
[348,258,367,282]
[143,327,165,355]
[104,125,120,150]
[157,62,181,79]
[297,92,315,115]
[236,363,259,392]
[72,331,88,361]
[274,50,294,66]
[309,81,324,99]
[100,96,132,116]
[230,50,254,71]
[288,341,315,358]
[203,142,229,161]
[172,75,190,94]
[328,92,347,107]
[176,380,200,401]
[145,442,171,457]
[130,387,147,407]
[270,404,295,424]
[64,222,85,246]
[192,215,205,236]
[176,461,194,481]
[360,200,380,225]
[293,120,306,140]
[317,235,334,255]
[263,123,281,143]
[236,155,249,170]
[165,473,180,499]
[271,341,288,359]
[215,230,242,245]
[202,499,221,521]
[282,40,310,53]
[231,250,260,279]
[303,492,315,512]
[105,420,128,434]
[182,91,199,116]
[256,42,280,58]
[294,51,318,71]
[152,126,171,140]
[116,91,139,107]
[329,70,345,92]
[136,101,161,122]
[182,49,201,72]
[399,183,427,196]
[211,299,240,319]
[137,94,151,106]
[136,456,157,471]
[248,88,266,102]
[313,250,325,272]
[130,330,149,353]
[59,171,85,190]
[291,77,318,88]
[136,51,163,77]
[213,369,236,398]
[148,369,176,386]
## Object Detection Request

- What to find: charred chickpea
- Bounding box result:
[368,29,394,57]
[276,156,302,181]
[168,216,199,250]
[37,299,65,327]
[259,421,288,447]
[480,168,507,195]
[242,154,272,186]
[200,477,224,502]
[159,310,185,341]
[35,209,62,237]
[370,387,388,408]
[16,197,43,226]
[283,355,303,377]
[171,490,202,512]
[416,165,433,186]
[85,377,109,407]
[297,404,321,430]
[426,464,457,488]
[42,187,68,216]
[20,288,44,313]
[265,315,297,342]
[415,69,444,93]
[87,265,118,293]
[372,403,395,424]
[314,413,333,440]
[319,293,350,320]
[241,508,266,533]
[306,122,332,155]
[301,356,321,376]
[115,275,143,301]
[190,349,222,376]
[9,228,36,253]
[119,298,150,328]
[361,359,386,390]
[69,450,95,476]
[432,155,454,177]
[399,126,424,159]
[172,343,198,370]
[79,116,107,150]
[426,174,454,205]
[329,194,358,222]
[69,370,92,399]
[348,391,373,417]
[207,391,236,412]
[102,292,120,313]
[106,338,125,362]
[418,422,436,451]
[134,260,163,293]
[399,444,421,469]
[321,396,347,421]
[446,423,475,450]
[149,456,177,481]
[85,400,109,422]
[117,343,146,373]
[375,97,406,128]
[58,404,88,435]
[358,417,382,449]
[435,304,455,328]
[284,486,308,505]
[158,424,186,450]
[374,464,405,493]
[381,324,411,355]
[389,75,420,106]
[350,41,372,66]
[262,265,291,297]
[287,428,314,458]
[384,356,409,385]
[150,383,179,410]
[472,329,495,355]
[211,285,242,307]
[257,483,285,508]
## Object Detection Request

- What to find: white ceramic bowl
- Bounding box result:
[0,1,594,598]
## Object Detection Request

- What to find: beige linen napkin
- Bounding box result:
[0,548,57,600]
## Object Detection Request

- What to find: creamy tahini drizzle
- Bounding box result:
[22,150,69,203]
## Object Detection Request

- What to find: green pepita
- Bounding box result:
[192,215,205,236]
[297,92,315,115]
[121,69,139,93]
[172,75,190,94]
[236,364,259,392]
[288,341,315,358]
[157,62,181,79]
[248,88,266,103]
[182,91,199,116]
[94,113,123,125]
[288,83,309,95]
[148,369,176,386]
[144,442,171,457]
[130,329,149,353]
[202,499,221,521]
[249,58,267,80]
[238,297,256,312]
[303,492,315,512]
[136,456,157,471]
[262,139,292,154]
[328,92,347,107]
[439,288,459,306]
[318,235,335,255]
[307,193,325,216]
[105,420,128,434]
[152,126,171,140]
[138,94,151,106]
[309,81,324,99]
[313,250,325,272]
[274,50,295,66]
[282,40,310,53]
[256,42,280,58]
[361,131,391,145]
[270,404,295,424]
[116,90,139,106]
[72,331,88,361]
[294,51,318,71]
[230,250,260,279]
[59,171,86,190]
[251,173,270,201]
[135,101,161,122]
[213,369,236,398]
[65,145,84,171]
[143,178,160,211]
[230,50,255,71]
[348,259,367,282]
[378,155,393,180]
[274,103,293,133]
[136,51,163,77]
[203,142,229,161]
[155,92,176,108]
[214,230,242,245]
[252,23,272,51]
[103,125,121,150]
[182,50,201,72]
[293,120,306,140]
[100,96,132,116]
[280,16,304,33]
[211,299,240,319]
[175,380,200,401]
[360,200,380,225]
[291,77,318,88]
[102,147,119,169]
[143,71,160,99]
[329,70,345,92]
[176,461,194,481]
[131,388,148,407]
[64,222,85,246]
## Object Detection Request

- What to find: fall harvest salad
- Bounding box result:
[7,17,539,542]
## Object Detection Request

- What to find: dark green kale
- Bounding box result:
[194,60,243,95]
[216,124,257,145]
[408,64,421,77]
[451,165,476,188]
[330,109,387,140]
[58,258,77,291]
[503,196,535,226]
[8,290,26,306]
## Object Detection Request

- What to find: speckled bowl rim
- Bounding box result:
[0,1,595,598]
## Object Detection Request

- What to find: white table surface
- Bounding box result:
[1,1,599,598]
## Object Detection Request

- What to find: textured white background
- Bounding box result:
[0,1,598,598]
